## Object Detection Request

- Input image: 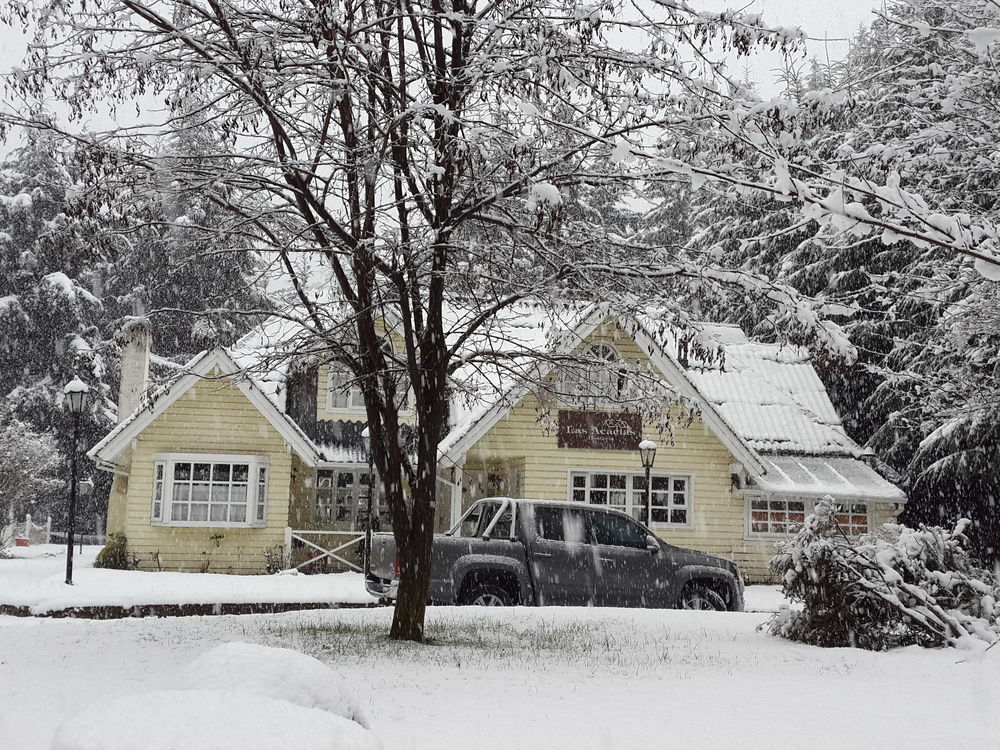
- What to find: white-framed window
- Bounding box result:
[327,367,366,411]
[326,345,411,413]
[315,467,388,528]
[568,470,691,527]
[150,454,269,527]
[745,495,871,538]
[558,343,628,406]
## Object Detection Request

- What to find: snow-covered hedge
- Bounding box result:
[768,500,1000,650]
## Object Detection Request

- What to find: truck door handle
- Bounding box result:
[599,557,614,563]
[534,552,553,558]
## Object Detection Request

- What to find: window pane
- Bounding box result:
[209,504,227,521]
[211,485,229,503]
[212,464,231,482]
[672,478,686,493]
[192,483,210,502]
[572,489,586,503]
[591,512,647,548]
[174,484,190,502]
[535,508,565,541]
[233,464,249,482]
[592,474,608,489]
[155,464,164,480]
[652,476,670,491]
[670,509,687,524]
[572,474,586,488]
[231,505,246,523]
[174,463,191,481]
[171,503,188,521]
[190,503,209,522]
[609,474,626,489]
[193,463,211,481]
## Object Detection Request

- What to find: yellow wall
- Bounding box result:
[458,320,901,583]
[112,375,293,574]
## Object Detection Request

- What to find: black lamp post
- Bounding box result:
[639,439,657,526]
[63,377,90,585]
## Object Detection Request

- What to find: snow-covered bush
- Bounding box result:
[92,533,137,570]
[768,500,1000,650]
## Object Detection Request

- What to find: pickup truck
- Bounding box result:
[366,497,744,611]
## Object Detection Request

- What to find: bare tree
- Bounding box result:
[2,0,826,640]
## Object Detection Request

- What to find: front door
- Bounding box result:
[524,505,596,606]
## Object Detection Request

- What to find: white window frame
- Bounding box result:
[743,493,873,540]
[325,359,412,414]
[151,453,269,528]
[566,469,692,528]
[326,367,367,412]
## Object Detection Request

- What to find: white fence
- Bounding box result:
[284,528,366,572]
[0,514,52,547]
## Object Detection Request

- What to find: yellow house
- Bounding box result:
[87,305,904,581]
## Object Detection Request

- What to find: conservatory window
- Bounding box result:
[746,497,870,537]
[559,343,628,405]
[151,455,268,527]
[569,470,691,527]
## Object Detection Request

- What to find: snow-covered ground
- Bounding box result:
[0,544,369,612]
[1,545,784,614]
[2,604,997,750]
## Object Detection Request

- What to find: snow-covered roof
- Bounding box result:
[753,457,905,503]
[683,337,857,457]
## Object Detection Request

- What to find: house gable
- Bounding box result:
[439,313,766,475]
[88,348,322,470]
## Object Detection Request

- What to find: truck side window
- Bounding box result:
[535,508,588,543]
[590,511,647,549]
[535,507,565,541]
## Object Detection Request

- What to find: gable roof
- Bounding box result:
[87,348,323,469]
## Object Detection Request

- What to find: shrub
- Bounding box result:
[93,533,138,570]
[768,499,1000,650]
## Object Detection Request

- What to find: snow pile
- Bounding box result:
[178,642,370,728]
[769,500,1000,650]
[0,563,370,613]
[51,643,380,750]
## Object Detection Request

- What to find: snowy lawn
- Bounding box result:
[1,605,996,750]
[0,544,369,613]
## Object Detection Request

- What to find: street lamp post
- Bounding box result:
[638,440,657,526]
[63,378,90,585]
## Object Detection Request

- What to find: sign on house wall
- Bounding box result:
[557,410,642,450]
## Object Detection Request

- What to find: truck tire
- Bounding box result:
[460,581,516,606]
[679,583,727,611]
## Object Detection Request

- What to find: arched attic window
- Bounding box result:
[559,342,628,406]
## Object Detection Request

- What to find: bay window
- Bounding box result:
[151,455,269,527]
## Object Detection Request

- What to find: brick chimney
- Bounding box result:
[116,317,152,423]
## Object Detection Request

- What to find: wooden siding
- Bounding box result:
[462,321,757,575]
[114,376,293,574]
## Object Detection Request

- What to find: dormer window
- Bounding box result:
[559,343,628,406]
[326,342,411,413]
[327,368,366,411]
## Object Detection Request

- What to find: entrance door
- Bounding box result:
[524,505,596,606]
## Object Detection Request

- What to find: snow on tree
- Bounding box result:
[0,0,851,641]
[769,499,999,650]
[0,410,63,542]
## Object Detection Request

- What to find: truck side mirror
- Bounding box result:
[646,535,660,554]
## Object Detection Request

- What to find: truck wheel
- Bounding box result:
[461,582,515,606]
[679,584,727,611]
